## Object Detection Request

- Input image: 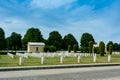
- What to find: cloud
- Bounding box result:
[30,0,76,9]
[55,0,120,44]
[0,17,30,37]
[0,0,120,44]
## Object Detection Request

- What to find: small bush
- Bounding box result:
[44,46,56,52]
[99,41,105,56]
[68,45,71,53]
[73,44,77,53]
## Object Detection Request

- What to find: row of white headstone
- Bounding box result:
[7,52,112,65]
[27,53,93,57]
[112,52,120,55]
[16,53,112,65]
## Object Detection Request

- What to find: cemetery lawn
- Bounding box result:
[0,54,120,67]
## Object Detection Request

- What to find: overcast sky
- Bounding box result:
[0,0,120,44]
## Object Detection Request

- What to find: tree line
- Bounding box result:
[0,27,120,54]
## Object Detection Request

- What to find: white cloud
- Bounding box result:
[30,0,76,9]
[0,17,30,37]
[1,0,120,44]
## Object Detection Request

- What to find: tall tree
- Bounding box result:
[73,44,77,53]
[80,33,95,53]
[99,41,105,56]
[63,34,78,50]
[68,45,71,53]
[47,31,62,50]
[23,27,44,49]
[6,32,22,50]
[107,41,113,51]
[109,44,113,55]
[0,27,6,50]
[89,41,93,54]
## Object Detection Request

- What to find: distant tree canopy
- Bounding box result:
[107,41,120,51]
[63,34,78,50]
[1,27,120,52]
[80,33,95,47]
[6,32,22,50]
[0,27,6,50]
[23,27,44,49]
[47,31,62,50]
[113,43,120,51]
[80,33,95,53]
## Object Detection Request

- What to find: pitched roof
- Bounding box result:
[28,42,45,46]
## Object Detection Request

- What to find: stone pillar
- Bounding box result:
[78,55,81,63]
[93,54,97,62]
[41,57,44,64]
[60,55,63,64]
[108,55,111,62]
[19,56,23,65]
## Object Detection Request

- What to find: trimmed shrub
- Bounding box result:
[73,44,77,53]
[109,44,113,55]
[89,41,93,53]
[99,41,105,56]
[68,45,71,53]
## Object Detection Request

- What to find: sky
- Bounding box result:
[0,0,120,44]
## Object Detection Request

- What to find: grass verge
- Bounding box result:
[0,54,120,67]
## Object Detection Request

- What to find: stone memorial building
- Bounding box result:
[27,42,45,53]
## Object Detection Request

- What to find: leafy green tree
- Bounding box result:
[89,41,93,54]
[23,27,44,49]
[107,41,113,51]
[63,34,78,50]
[113,43,120,51]
[94,47,99,54]
[99,41,105,56]
[6,37,12,50]
[109,44,113,55]
[44,46,50,52]
[6,32,22,50]
[49,46,56,52]
[80,33,95,53]
[47,31,62,50]
[0,27,6,50]
[80,47,89,53]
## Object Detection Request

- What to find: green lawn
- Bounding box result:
[0,55,19,67]
[0,54,120,67]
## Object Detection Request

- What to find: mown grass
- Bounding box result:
[0,55,19,67]
[0,54,120,67]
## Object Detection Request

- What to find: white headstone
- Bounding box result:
[77,55,81,63]
[60,55,63,64]
[93,54,97,62]
[7,53,14,59]
[41,57,44,64]
[19,57,23,65]
[108,55,111,62]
